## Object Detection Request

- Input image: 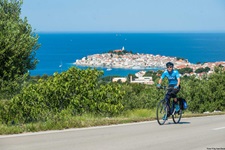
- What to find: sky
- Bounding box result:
[21,0,225,33]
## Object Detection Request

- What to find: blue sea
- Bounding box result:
[30,33,225,77]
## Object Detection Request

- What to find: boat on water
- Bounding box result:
[106,68,112,71]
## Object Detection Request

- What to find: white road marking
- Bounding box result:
[212,126,225,130]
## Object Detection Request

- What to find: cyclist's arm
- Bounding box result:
[158,72,166,84]
[176,78,180,87]
[176,71,181,87]
[158,78,162,84]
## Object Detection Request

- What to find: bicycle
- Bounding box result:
[156,86,182,125]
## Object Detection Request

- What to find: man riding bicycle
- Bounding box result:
[157,62,181,117]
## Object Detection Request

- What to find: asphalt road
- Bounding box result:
[0,115,225,150]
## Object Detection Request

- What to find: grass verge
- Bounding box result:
[0,109,224,135]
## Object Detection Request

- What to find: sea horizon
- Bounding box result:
[36,31,225,34]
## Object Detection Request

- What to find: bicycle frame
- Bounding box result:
[156,86,182,125]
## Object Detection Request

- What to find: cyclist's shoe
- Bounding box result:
[163,114,167,120]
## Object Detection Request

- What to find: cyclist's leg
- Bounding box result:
[171,87,181,111]
[164,92,172,116]
[171,86,180,98]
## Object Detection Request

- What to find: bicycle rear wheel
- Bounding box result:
[172,109,182,124]
[156,100,168,125]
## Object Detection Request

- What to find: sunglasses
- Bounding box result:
[167,66,173,68]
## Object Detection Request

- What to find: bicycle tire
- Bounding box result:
[172,104,182,124]
[156,100,168,125]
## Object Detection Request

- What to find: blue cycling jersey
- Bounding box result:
[161,70,180,85]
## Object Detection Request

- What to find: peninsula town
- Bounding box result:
[75,48,225,84]
[75,48,225,75]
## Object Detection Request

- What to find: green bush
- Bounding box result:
[3,67,125,124]
[1,67,225,125]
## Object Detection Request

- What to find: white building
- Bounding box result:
[130,76,154,85]
[112,77,127,83]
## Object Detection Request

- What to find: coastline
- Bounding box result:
[29,33,225,76]
[74,51,225,72]
[74,52,188,69]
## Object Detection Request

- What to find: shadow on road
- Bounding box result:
[179,121,191,124]
[165,121,191,125]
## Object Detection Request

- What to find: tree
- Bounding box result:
[178,67,193,75]
[0,0,40,80]
[195,67,210,74]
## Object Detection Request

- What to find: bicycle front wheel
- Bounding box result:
[156,100,168,125]
[172,109,182,124]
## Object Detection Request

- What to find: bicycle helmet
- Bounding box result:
[166,62,174,68]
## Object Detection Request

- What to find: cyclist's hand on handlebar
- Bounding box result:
[174,85,178,89]
[157,84,161,88]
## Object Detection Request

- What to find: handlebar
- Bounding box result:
[157,86,174,91]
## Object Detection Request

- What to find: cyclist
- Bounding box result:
[157,62,181,118]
